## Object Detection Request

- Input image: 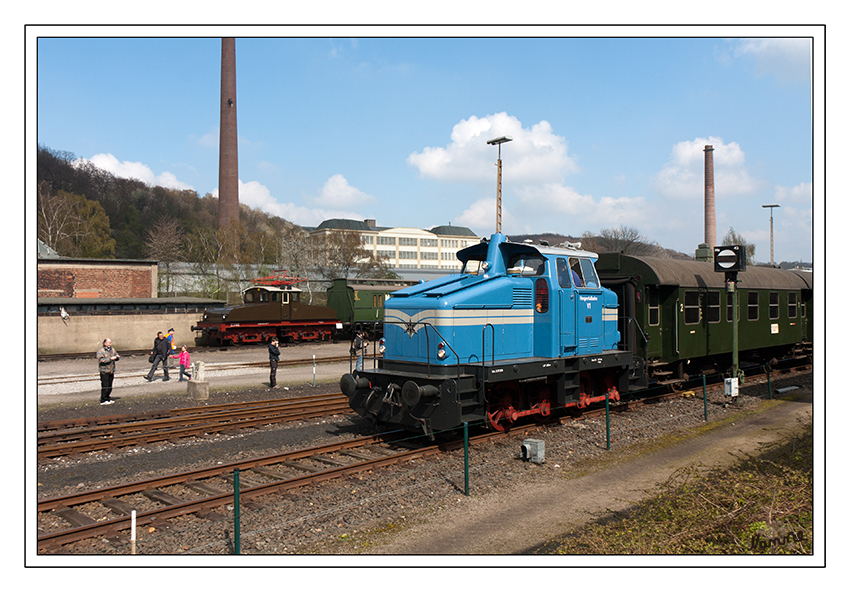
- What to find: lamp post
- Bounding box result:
[487,135,513,234]
[762,204,781,266]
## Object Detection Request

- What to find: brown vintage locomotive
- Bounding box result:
[191,272,340,345]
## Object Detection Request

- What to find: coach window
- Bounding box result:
[747,292,759,321]
[684,291,701,324]
[706,291,721,323]
[647,287,660,326]
[788,292,798,318]
[769,292,780,320]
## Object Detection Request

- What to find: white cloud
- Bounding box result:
[773,182,812,204]
[214,179,364,228]
[74,153,195,191]
[407,112,576,184]
[734,38,811,83]
[455,198,515,233]
[307,174,377,208]
[652,137,764,200]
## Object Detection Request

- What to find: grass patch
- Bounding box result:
[543,416,813,555]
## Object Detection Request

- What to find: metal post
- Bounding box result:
[766,364,773,400]
[233,468,241,554]
[729,277,739,378]
[312,354,316,387]
[605,391,611,450]
[463,422,470,496]
[495,155,503,233]
[702,374,708,422]
[130,509,137,555]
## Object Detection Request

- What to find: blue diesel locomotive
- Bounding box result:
[340,232,636,437]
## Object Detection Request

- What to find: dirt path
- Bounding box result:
[368,392,813,555]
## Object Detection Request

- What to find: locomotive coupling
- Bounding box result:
[340,374,371,398]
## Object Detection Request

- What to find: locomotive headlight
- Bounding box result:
[437,342,447,360]
[379,337,386,354]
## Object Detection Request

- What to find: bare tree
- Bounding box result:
[145,216,185,294]
[582,225,666,257]
[310,230,371,281]
[37,181,116,258]
[722,227,756,266]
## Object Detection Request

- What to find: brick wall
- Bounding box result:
[38,261,157,298]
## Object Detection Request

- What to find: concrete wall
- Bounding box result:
[38,313,202,355]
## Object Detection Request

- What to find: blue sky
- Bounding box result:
[35,31,818,263]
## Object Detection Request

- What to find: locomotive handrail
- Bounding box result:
[627,316,649,345]
[482,324,496,368]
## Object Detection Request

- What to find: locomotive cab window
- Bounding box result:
[507,254,545,276]
[462,257,486,275]
[568,257,599,289]
[556,258,572,288]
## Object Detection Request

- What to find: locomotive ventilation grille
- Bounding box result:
[579,338,600,349]
[513,286,533,307]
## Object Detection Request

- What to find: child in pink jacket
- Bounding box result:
[172,345,193,381]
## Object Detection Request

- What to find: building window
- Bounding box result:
[748,292,759,321]
[769,292,780,320]
[399,237,418,246]
[788,292,798,318]
[706,291,721,323]
[361,235,374,244]
[398,251,418,260]
[441,239,458,248]
[421,239,438,247]
[377,236,396,245]
[420,251,438,260]
[684,291,701,325]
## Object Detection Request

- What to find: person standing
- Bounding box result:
[165,328,176,369]
[268,337,280,389]
[145,331,171,382]
[172,345,193,382]
[354,331,369,371]
[96,338,119,405]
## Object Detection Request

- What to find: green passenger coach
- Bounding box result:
[596,253,812,385]
[326,278,417,337]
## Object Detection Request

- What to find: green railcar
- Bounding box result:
[326,278,417,337]
[597,253,811,385]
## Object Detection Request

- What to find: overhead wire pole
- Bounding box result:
[487,136,512,233]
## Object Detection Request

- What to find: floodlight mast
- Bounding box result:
[487,136,513,233]
[762,204,781,266]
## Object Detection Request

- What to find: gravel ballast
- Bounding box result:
[36,370,813,559]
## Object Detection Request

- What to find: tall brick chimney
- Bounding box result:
[218,37,239,229]
[704,145,716,248]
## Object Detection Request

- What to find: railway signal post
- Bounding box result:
[714,245,746,380]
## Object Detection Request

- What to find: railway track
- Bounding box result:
[36,363,812,553]
[36,429,486,552]
[37,393,352,458]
